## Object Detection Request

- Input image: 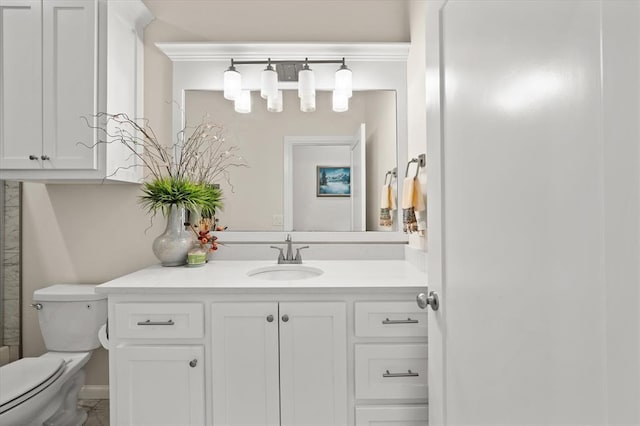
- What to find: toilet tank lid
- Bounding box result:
[33,284,107,302]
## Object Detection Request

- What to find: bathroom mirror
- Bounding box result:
[159,42,409,236]
[185,89,397,231]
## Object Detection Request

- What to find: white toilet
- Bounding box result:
[0,284,107,426]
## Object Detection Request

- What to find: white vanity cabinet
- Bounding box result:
[111,302,207,426]
[212,301,347,426]
[100,260,428,426]
[353,301,429,426]
[0,0,151,182]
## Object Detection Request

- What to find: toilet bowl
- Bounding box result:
[0,284,107,426]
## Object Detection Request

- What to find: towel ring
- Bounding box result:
[384,171,392,185]
[405,158,420,178]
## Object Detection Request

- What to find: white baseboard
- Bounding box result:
[79,385,109,400]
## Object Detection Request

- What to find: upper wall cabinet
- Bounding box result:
[0,0,152,182]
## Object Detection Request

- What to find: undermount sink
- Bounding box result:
[247,265,324,281]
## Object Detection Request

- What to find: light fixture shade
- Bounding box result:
[223,67,242,101]
[234,90,251,113]
[261,65,278,99]
[300,94,316,112]
[267,90,283,112]
[335,64,352,98]
[298,66,315,99]
[332,90,349,112]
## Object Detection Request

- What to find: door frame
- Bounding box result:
[283,135,358,231]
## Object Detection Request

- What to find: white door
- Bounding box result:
[279,302,348,426]
[0,0,42,169]
[350,123,366,231]
[115,345,205,426]
[41,0,96,169]
[426,1,640,425]
[211,302,280,426]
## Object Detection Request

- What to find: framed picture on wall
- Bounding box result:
[316,166,351,197]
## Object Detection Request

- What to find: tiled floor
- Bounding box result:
[78,399,109,426]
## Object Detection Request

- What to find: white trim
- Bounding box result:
[155,42,410,62]
[79,385,109,400]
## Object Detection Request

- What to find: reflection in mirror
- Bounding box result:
[185,90,397,231]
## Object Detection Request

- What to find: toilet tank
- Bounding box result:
[33,284,107,352]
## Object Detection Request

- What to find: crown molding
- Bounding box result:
[155,42,410,62]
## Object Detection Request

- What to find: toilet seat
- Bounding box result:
[0,356,66,414]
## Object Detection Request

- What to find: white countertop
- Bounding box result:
[96,260,427,293]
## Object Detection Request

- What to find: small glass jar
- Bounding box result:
[187,245,207,267]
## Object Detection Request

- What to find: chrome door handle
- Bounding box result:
[266,314,274,323]
[383,369,419,378]
[281,314,289,322]
[382,318,419,325]
[136,319,175,326]
[417,291,439,311]
[189,359,197,368]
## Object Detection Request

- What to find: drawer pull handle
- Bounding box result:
[382,318,419,325]
[189,359,198,368]
[383,370,419,378]
[137,319,175,326]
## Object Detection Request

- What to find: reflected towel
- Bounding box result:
[380,184,393,227]
[402,177,425,233]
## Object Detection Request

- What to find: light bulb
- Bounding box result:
[234,90,251,113]
[300,94,316,112]
[298,63,315,99]
[332,90,349,112]
[223,65,242,101]
[267,90,283,112]
[261,64,278,100]
[335,62,352,98]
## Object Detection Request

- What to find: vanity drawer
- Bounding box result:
[355,405,428,426]
[355,302,427,337]
[115,303,204,339]
[355,344,427,400]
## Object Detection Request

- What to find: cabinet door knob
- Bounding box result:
[29,155,38,160]
[41,155,50,161]
[189,359,198,368]
[266,314,274,322]
[281,314,289,323]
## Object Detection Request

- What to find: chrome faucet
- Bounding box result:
[270,234,309,264]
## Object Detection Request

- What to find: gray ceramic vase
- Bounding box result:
[152,205,194,266]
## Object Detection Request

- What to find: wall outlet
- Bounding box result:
[272,214,283,226]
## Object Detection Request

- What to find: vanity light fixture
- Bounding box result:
[334,59,352,98]
[223,61,242,101]
[260,60,278,100]
[267,90,283,112]
[222,57,352,113]
[234,90,251,113]
[332,90,348,112]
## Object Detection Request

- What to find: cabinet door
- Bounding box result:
[115,345,205,426]
[42,0,96,169]
[0,1,42,169]
[211,302,280,426]
[279,302,347,426]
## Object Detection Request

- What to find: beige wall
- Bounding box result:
[21,0,417,387]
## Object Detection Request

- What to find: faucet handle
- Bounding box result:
[270,246,285,263]
[294,246,310,261]
[286,234,292,242]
